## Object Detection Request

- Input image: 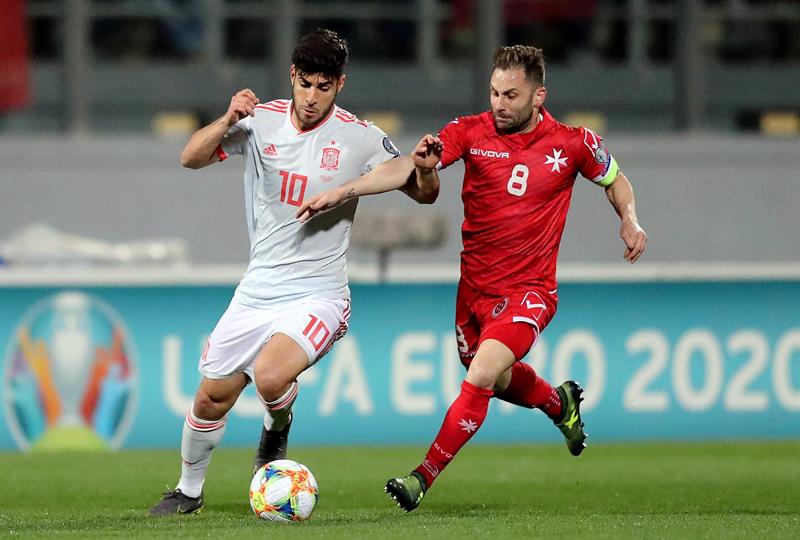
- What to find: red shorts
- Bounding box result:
[454,279,557,365]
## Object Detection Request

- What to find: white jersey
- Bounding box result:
[217,99,399,307]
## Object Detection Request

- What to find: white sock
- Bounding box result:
[261,381,298,432]
[175,409,227,498]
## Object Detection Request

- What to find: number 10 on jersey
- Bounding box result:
[279,170,308,206]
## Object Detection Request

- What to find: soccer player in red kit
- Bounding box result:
[297,45,647,512]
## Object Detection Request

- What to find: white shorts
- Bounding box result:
[199,296,351,380]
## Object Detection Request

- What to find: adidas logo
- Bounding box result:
[263,144,278,157]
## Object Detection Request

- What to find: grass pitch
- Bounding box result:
[1,442,798,539]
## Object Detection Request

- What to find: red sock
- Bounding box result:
[414,380,492,488]
[494,362,563,419]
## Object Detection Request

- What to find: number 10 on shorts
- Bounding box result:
[303,314,331,351]
[279,170,308,206]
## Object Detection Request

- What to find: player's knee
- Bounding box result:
[465,362,499,390]
[254,370,291,403]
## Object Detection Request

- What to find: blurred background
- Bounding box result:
[0,1,797,453]
[1,0,798,269]
[5,0,800,132]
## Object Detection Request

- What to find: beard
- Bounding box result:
[292,89,338,130]
[493,105,535,134]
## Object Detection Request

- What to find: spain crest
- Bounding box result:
[320,147,340,171]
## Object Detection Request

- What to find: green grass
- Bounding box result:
[1,442,798,539]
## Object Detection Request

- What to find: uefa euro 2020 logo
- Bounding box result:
[2,292,138,451]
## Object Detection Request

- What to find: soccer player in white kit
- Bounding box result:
[149,29,439,516]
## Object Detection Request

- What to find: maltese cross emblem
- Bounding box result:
[459,418,478,433]
[545,148,568,173]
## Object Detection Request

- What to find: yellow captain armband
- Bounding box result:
[592,156,619,187]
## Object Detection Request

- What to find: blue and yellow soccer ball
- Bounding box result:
[249,459,319,522]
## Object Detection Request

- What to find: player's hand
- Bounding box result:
[296,185,355,223]
[412,134,443,171]
[223,89,259,126]
[620,218,647,263]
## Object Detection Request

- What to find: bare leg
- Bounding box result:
[176,374,248,497]
[251,333,311,468]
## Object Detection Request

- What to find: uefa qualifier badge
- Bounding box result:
[2,291,138,451]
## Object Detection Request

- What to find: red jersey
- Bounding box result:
[438,107,619,295]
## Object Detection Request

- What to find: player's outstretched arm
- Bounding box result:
[296,156,417,222]
[605,172,647,263]
[180,89,259,169]
[400,134,441,205]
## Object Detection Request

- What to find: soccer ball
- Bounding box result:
[249,459,319,522]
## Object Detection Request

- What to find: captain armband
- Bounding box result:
[589,154,619,187]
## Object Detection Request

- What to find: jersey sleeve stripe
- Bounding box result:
[335,108,370,127]
[334,112,369,127]
[263,99,289,108]
[256,105,288,113]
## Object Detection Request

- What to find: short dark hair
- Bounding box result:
[493,45,546,86]
[292,28,350,79]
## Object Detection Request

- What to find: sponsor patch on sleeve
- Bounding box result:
[594,144,609,165]
[583,127,617,186]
